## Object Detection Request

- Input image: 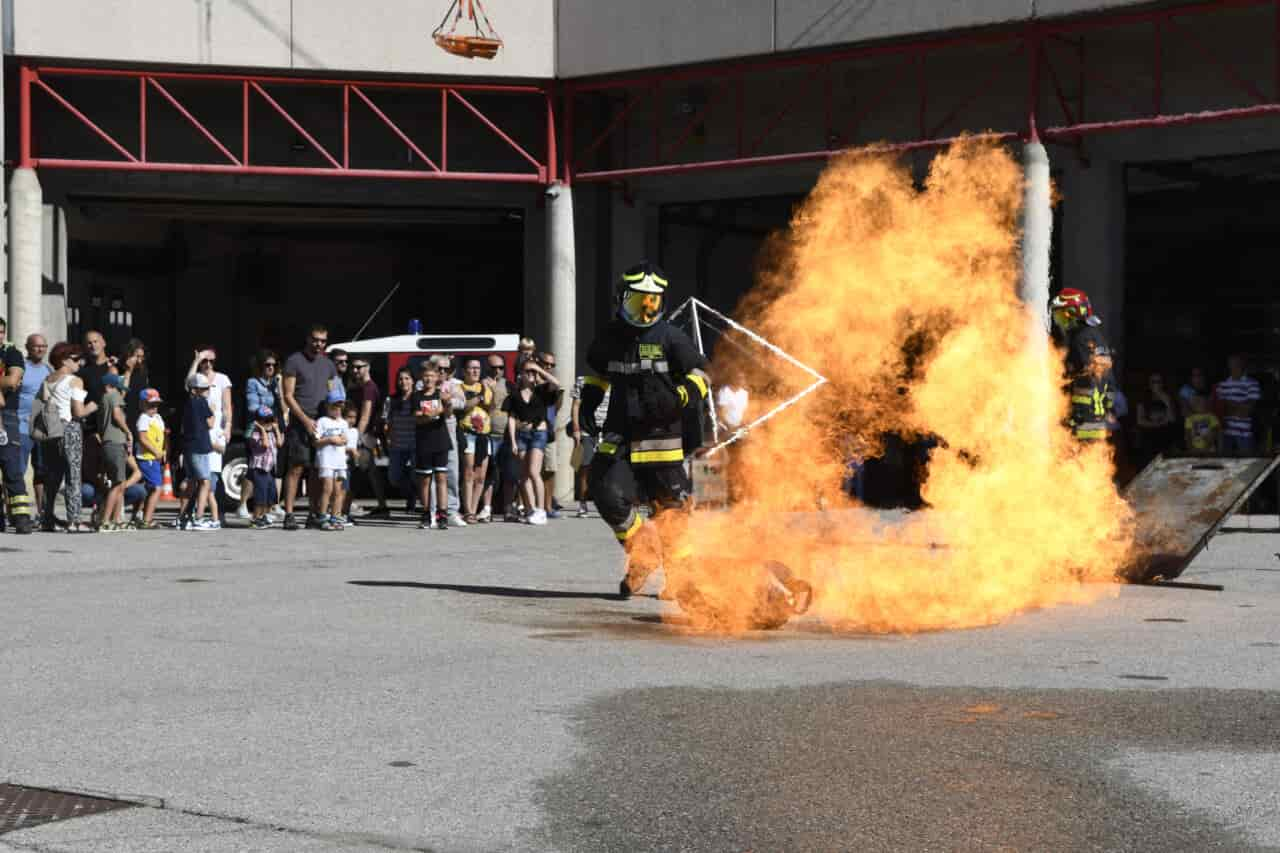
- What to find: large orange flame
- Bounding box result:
[668,139,1134,634]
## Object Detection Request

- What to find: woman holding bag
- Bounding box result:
[34,342,96,532]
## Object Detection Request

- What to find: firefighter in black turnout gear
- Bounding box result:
[0,338,34,533]
[578,262,711,598]
[1051,288,1116,443]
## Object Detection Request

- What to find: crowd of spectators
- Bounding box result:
[1119,353,1271,470]
[0,319,601,533]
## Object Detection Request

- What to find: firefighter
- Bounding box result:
[578,262,813,630]
[1051,288,1116,443]
[0,336,33,533]
[578,261,711,598]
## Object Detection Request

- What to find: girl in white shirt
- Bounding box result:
[39,343,97,532]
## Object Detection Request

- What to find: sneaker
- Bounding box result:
[305,513,324,530]
[435,513,449,531]
[329,514,345,530]
[175,515,191,531]
[448,511,468,528]
[476,506,492,523]
[547,509,561,520]
[343,514,356,527]
[320,519,337,531]
[576,504,590,518]
[282,513,299,531]
[267,505,286,522]
[235,505,252,521]
[206,519,222,530]
[527,509,548,526]
[192,518,216,531]
[250,516,271,529]
[504,510,522,523]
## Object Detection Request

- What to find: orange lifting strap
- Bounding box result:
[432,0,503,60]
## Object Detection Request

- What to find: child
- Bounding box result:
[97,372,133,532]
[412,363,451,530]
[341,401,361,525]
[1185,394,1221,456]
[134,388,166,529]
[313,395,349,531]
[248,406,282,530]
[202,422,226,528]
[179,373,216,530]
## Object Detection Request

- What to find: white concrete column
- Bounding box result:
[546,181,577,504]
[1021,139,1054,441]
[8,167,43,345]
[42,204,69,343]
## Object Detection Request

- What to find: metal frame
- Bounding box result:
[19,64,556,184]
[16,0,1280,187]
[564,0,1280,183]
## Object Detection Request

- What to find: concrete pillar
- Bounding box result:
[8,168,43,345]
[1061,159,1126,372]
[42,204,69,343]
[546,181,577,504]
[1020,139,1054,441]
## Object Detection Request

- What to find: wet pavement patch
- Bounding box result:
[1144,617,1188,623]
[0,784,135,835]
[174,578,211,584]
[1120,674,1170,681]
[533,682,1279,853]
[388,760,417,768]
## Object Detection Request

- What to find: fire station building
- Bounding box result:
[3,0,1279,394]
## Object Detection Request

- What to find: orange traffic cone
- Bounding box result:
[160,463,178,502]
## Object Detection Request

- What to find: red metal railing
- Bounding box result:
[20,65,556,184]
[564,0,1280,183]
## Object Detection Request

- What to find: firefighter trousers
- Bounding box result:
[589,451,692,544]
[0,431,33,529]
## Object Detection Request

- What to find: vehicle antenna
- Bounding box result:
[352,281,402,342]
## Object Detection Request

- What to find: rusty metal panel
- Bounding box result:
[0,784,135,834]
[1120,455,1280,582]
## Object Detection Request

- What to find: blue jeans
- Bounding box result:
[387,448,415,496]
[1222,434,1257,456]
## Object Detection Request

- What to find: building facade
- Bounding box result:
[4,0,1279,407]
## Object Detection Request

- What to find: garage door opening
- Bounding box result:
[65,200,525,416]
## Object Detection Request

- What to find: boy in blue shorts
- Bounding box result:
[179,373,216,530]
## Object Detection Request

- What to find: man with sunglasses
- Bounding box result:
[345,357,390,520]
[281,323,340,531]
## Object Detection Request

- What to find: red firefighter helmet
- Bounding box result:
[1050,288,1094,329]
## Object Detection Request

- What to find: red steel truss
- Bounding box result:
[17,0,1280,187]
[18,65,556,184]
[564,0,1280,183]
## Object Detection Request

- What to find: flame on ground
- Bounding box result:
[667,139,1134,634]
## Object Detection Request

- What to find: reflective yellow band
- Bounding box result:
[1074,428,1108,440]
[584,375,610,391]
[686,371,709,399]
[630,448,684,464]
[616,512,643,541]
[1070,395,1094,405]
[597,441,619,456]
[676,386,689,407]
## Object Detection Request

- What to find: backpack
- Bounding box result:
[29,377,65,442]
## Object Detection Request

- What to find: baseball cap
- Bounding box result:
[102,373,125,390]
[140,388,162,404]
[186,373,211,390]
[254,406,275,421]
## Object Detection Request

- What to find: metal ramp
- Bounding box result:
[1120,455,1280,583]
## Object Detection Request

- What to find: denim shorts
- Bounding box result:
[185,451,212,482]
[516,429,548,453]
[137,458,163,490]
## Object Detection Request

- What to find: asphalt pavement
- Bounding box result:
[1,507,1278,852]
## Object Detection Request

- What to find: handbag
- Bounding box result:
[29,378,65,442]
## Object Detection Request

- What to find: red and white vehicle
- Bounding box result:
[327,333,522,387]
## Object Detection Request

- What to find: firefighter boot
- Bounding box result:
[619,519,663,598]
[7,493,33,535]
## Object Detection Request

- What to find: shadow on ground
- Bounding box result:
[348,580,634,601]
[532,682,1280,853]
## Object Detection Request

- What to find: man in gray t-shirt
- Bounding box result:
[280,324,338,530]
